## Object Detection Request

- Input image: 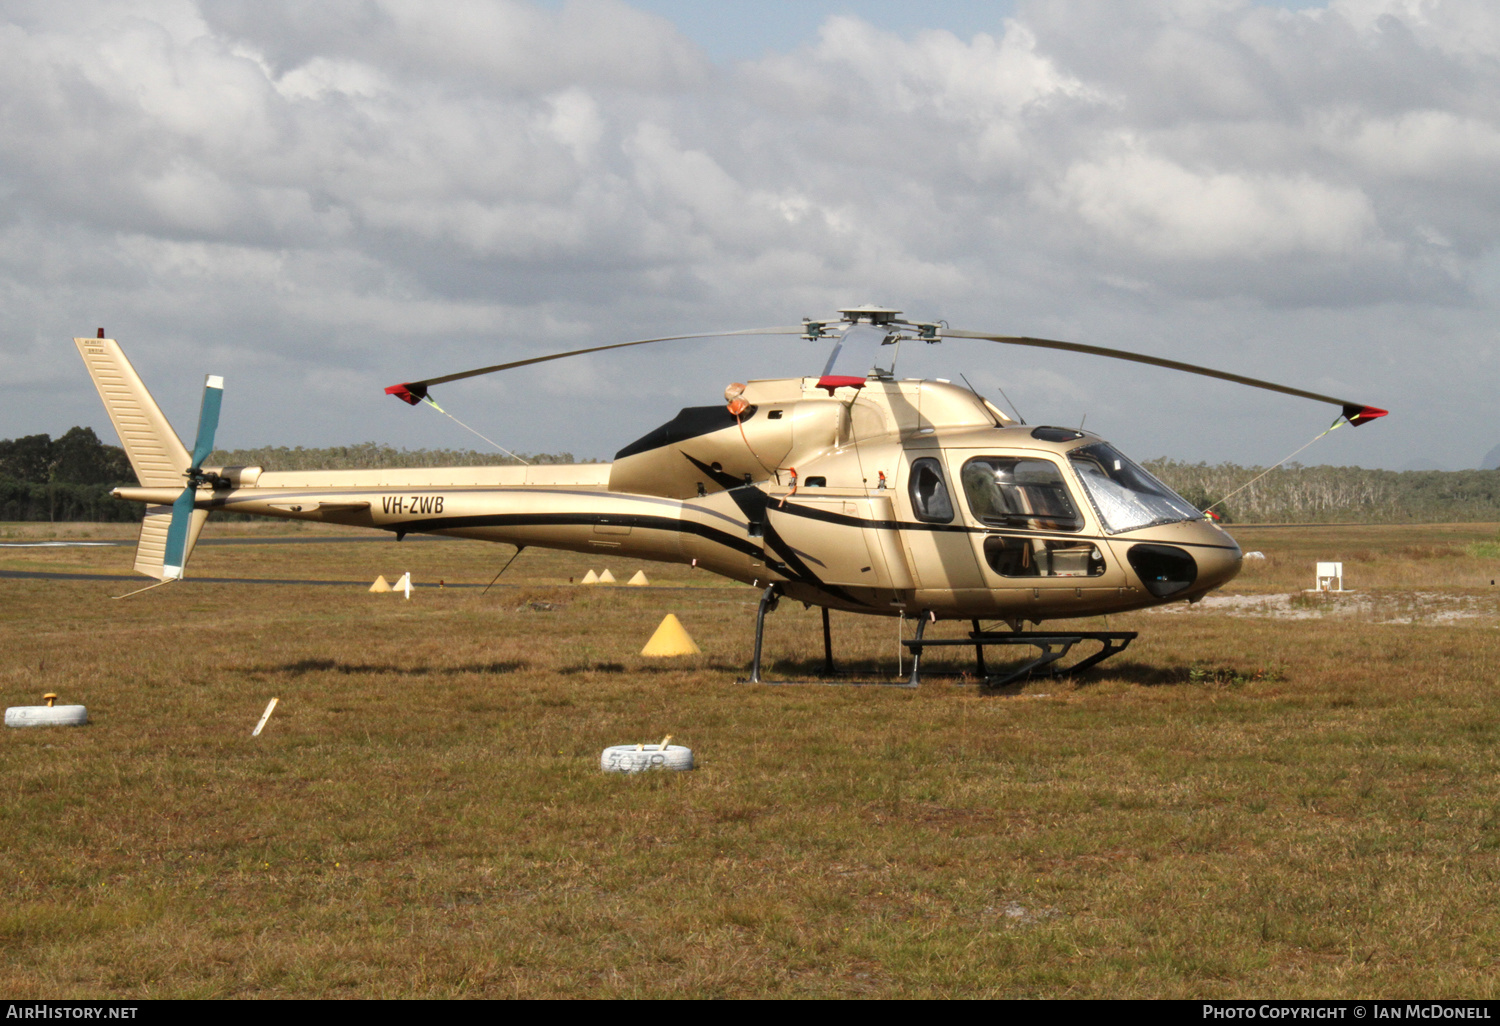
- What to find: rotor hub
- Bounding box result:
[837,305,902,325]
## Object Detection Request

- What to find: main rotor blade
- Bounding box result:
[942,330,1387,425]
[188,374,224,468]
[386,326,807,404]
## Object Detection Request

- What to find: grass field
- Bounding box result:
[4,520,1500,998]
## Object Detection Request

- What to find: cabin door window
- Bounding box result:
[908,457,954,523]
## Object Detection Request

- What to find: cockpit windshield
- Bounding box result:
[1067,442,1203,533]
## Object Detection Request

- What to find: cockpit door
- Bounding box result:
[954,451,1128,617]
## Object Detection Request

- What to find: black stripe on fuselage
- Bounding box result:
[768,499,1242,552]
[721,485,862,606]
[206,483,1234,552]
[397,510,757,559]
[683,452,748,491]
[398,501,865,606]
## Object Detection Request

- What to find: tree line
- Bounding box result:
[0,427,138,521]
[1143,459,1500,524]
[6,427,1500,524]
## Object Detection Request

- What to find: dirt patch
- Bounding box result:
[1150,591,1500,626]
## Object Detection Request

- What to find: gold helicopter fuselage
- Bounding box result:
[115,373,1242,622]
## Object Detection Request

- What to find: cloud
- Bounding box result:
[1054,139,1383,259]
[200,0,709,92]
[4,0,1500,470]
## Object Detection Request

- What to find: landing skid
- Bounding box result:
[902,619,1137,689]
[741,585,1136,690]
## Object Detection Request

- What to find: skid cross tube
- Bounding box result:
[902,629,1138,688]
[742,591,916,687]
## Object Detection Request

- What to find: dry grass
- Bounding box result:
[3,521,1500,997]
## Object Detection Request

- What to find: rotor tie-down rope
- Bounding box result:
[1204,412,1354,515]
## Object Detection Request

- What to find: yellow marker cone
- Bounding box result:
[598,568,616,584]
[641,614,701,656]
[581,569,599,585]
[627,570,649,586]
[369,575,392,593]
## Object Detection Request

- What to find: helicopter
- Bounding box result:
[76,306,1386,687]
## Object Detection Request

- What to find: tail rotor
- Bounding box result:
[161,375,223,580]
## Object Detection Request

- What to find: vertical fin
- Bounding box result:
[74,337,189,488]
[135,504,209,581]
[75,337,209,582]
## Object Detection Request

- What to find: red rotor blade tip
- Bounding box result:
[1343,404,1389,426]
[385,383,426,405]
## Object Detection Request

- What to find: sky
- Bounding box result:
[4,0,1498,470]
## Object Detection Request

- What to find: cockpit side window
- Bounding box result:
[960,457,1082,532]
[908,457,954,523]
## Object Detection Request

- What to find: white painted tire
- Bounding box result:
[6,705,88,728]
[601,744,694,773]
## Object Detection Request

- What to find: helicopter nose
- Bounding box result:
[1120,522,1242,600]
[1192,533,1243,594]
[1171,518,1243,597]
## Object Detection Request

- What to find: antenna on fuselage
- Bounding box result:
[982,376,1027,425]
[959,373,1006,428]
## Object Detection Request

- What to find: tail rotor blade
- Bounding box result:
[163,373,223,580]
[161,486,197,580]
[189,375,224,468]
